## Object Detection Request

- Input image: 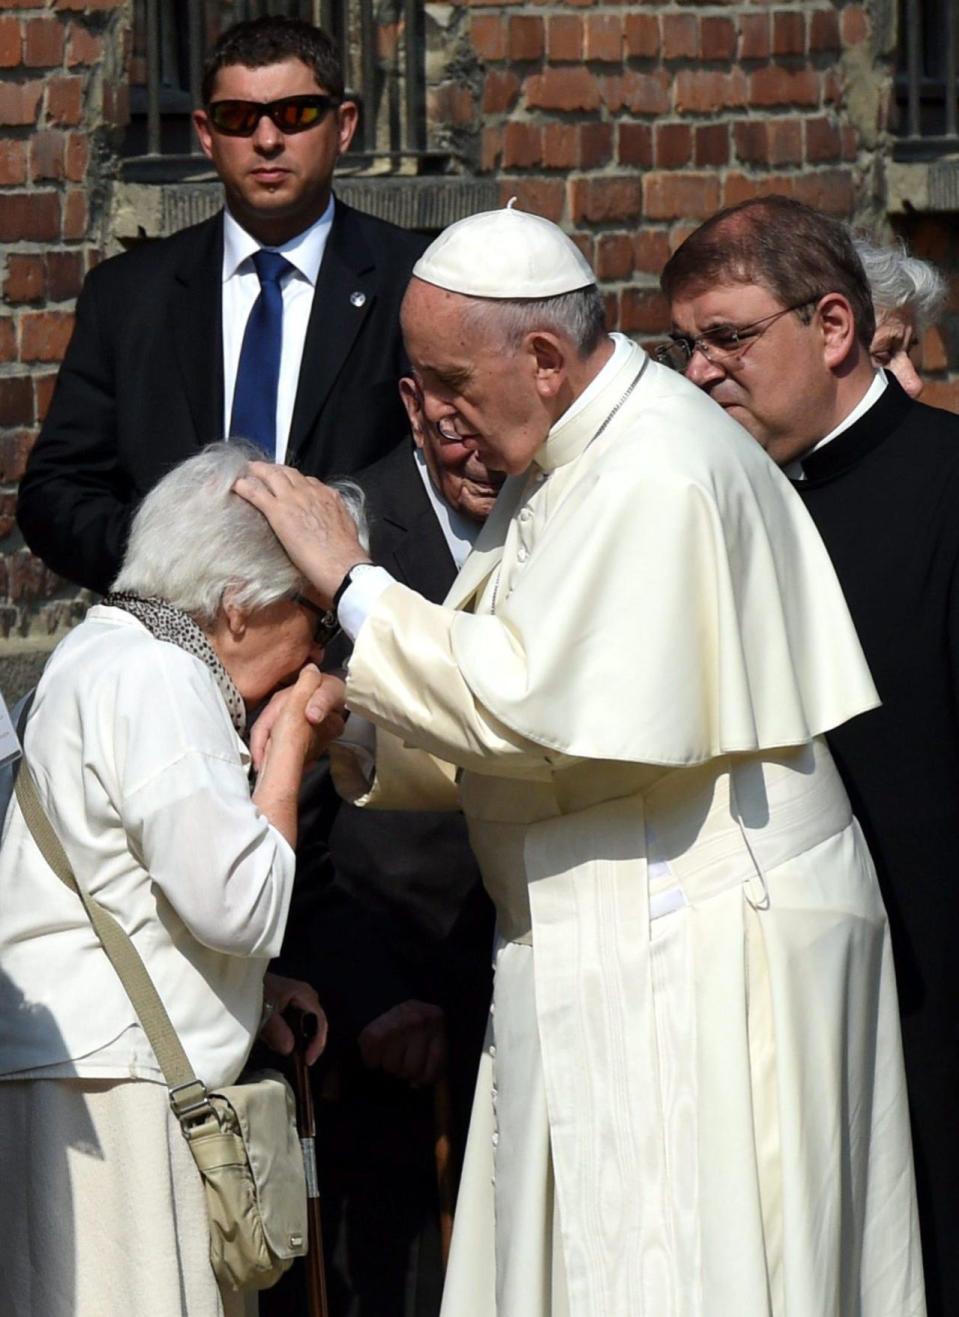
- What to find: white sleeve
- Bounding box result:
[337,565,396,642]
[335,712,377,785]
[112,651,295,958]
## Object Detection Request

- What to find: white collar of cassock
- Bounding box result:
[785,368,887,479]
[221,195,335,286]
[535,332,641,472]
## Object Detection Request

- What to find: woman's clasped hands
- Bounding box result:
[251,669,348,773]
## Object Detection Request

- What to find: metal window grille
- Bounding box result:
[894,0,959,158]
[123,0,427,175]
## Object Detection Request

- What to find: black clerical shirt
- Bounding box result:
[792,373,959,1316]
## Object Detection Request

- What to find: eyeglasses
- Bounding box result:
[290,592,339,646]
[656,299,819,373]
[207,95,341,137]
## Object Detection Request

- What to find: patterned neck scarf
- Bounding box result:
[102,592,247,737]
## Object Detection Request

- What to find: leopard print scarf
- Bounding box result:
[102,592,246,737]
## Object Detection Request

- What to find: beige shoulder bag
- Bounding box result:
[14,751,308,1292]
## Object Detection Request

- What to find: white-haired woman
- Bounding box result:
[853,233,948,399]
[0,443,362,1316]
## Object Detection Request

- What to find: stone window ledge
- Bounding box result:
[111,175,500,242]
[886,157,959,214]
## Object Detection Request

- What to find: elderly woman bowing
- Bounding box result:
[0,443,358,1317]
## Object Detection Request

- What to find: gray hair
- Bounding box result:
[458,285,607,358]
[851,233,948,332]
[112,442,368,624]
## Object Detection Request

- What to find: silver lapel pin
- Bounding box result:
[350,290,367,308]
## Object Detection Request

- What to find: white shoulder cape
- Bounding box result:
[444,345,878,766]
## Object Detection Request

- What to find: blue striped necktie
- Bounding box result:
[229,249,294,456]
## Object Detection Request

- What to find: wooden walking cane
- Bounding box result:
[287,1009,330,1317]
[433,1075,456,1270]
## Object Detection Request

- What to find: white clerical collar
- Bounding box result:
[413,445,481,568]
[555,332,633,429]
[786,369,887,479]
[222,195,335,285]
[535,334,644,472]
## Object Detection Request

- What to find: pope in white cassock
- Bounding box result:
[238,205,925,1317]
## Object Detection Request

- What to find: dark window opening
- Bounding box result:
[893,0,959,158]
[122,0,433,179]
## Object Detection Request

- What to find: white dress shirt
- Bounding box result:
[222,199,334,462]
[412,446,477,571]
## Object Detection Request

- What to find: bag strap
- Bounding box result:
[13,746,215,1128]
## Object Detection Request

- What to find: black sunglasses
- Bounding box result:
[207,94,341,137]
[291,592,340,646]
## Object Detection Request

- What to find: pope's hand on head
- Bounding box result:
[233,463,371,605]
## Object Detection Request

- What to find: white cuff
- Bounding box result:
[335,713,377,785]
[337,565,396,642]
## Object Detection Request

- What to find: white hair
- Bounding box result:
[458,285,608,357]
[852,233,948,332]
[112,442,369,624]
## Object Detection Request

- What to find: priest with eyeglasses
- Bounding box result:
[240,205,926,1317]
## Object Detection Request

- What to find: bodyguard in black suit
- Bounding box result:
[17,16,426,594]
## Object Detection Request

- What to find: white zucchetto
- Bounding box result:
[412,199,596,299]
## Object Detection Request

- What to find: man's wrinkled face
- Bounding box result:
[400,279,551,477]
[400,378,505,523]
[870,308,923,399]
[193,58,357,245]
[668,281,834,467]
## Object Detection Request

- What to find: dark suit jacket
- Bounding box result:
[17,200,427,593]
[267,441,493,1317]
[294,439,494,1044]
[793,376,959,1316]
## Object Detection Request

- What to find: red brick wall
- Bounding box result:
[456,0,881,347]
[0,0,128,639]
[5,0,956,660]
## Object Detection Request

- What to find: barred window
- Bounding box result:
[893,0,959,157]
[124,0,427,175]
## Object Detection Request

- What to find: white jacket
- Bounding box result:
[0,606,294,1089]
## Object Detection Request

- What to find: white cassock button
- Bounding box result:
[517,546,529,563]
[519,507,532,522]
[350,290,366,308]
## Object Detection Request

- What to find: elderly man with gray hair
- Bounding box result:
[240,205,924,1317]
[853,233,947,399]
[0,442,363,1315]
